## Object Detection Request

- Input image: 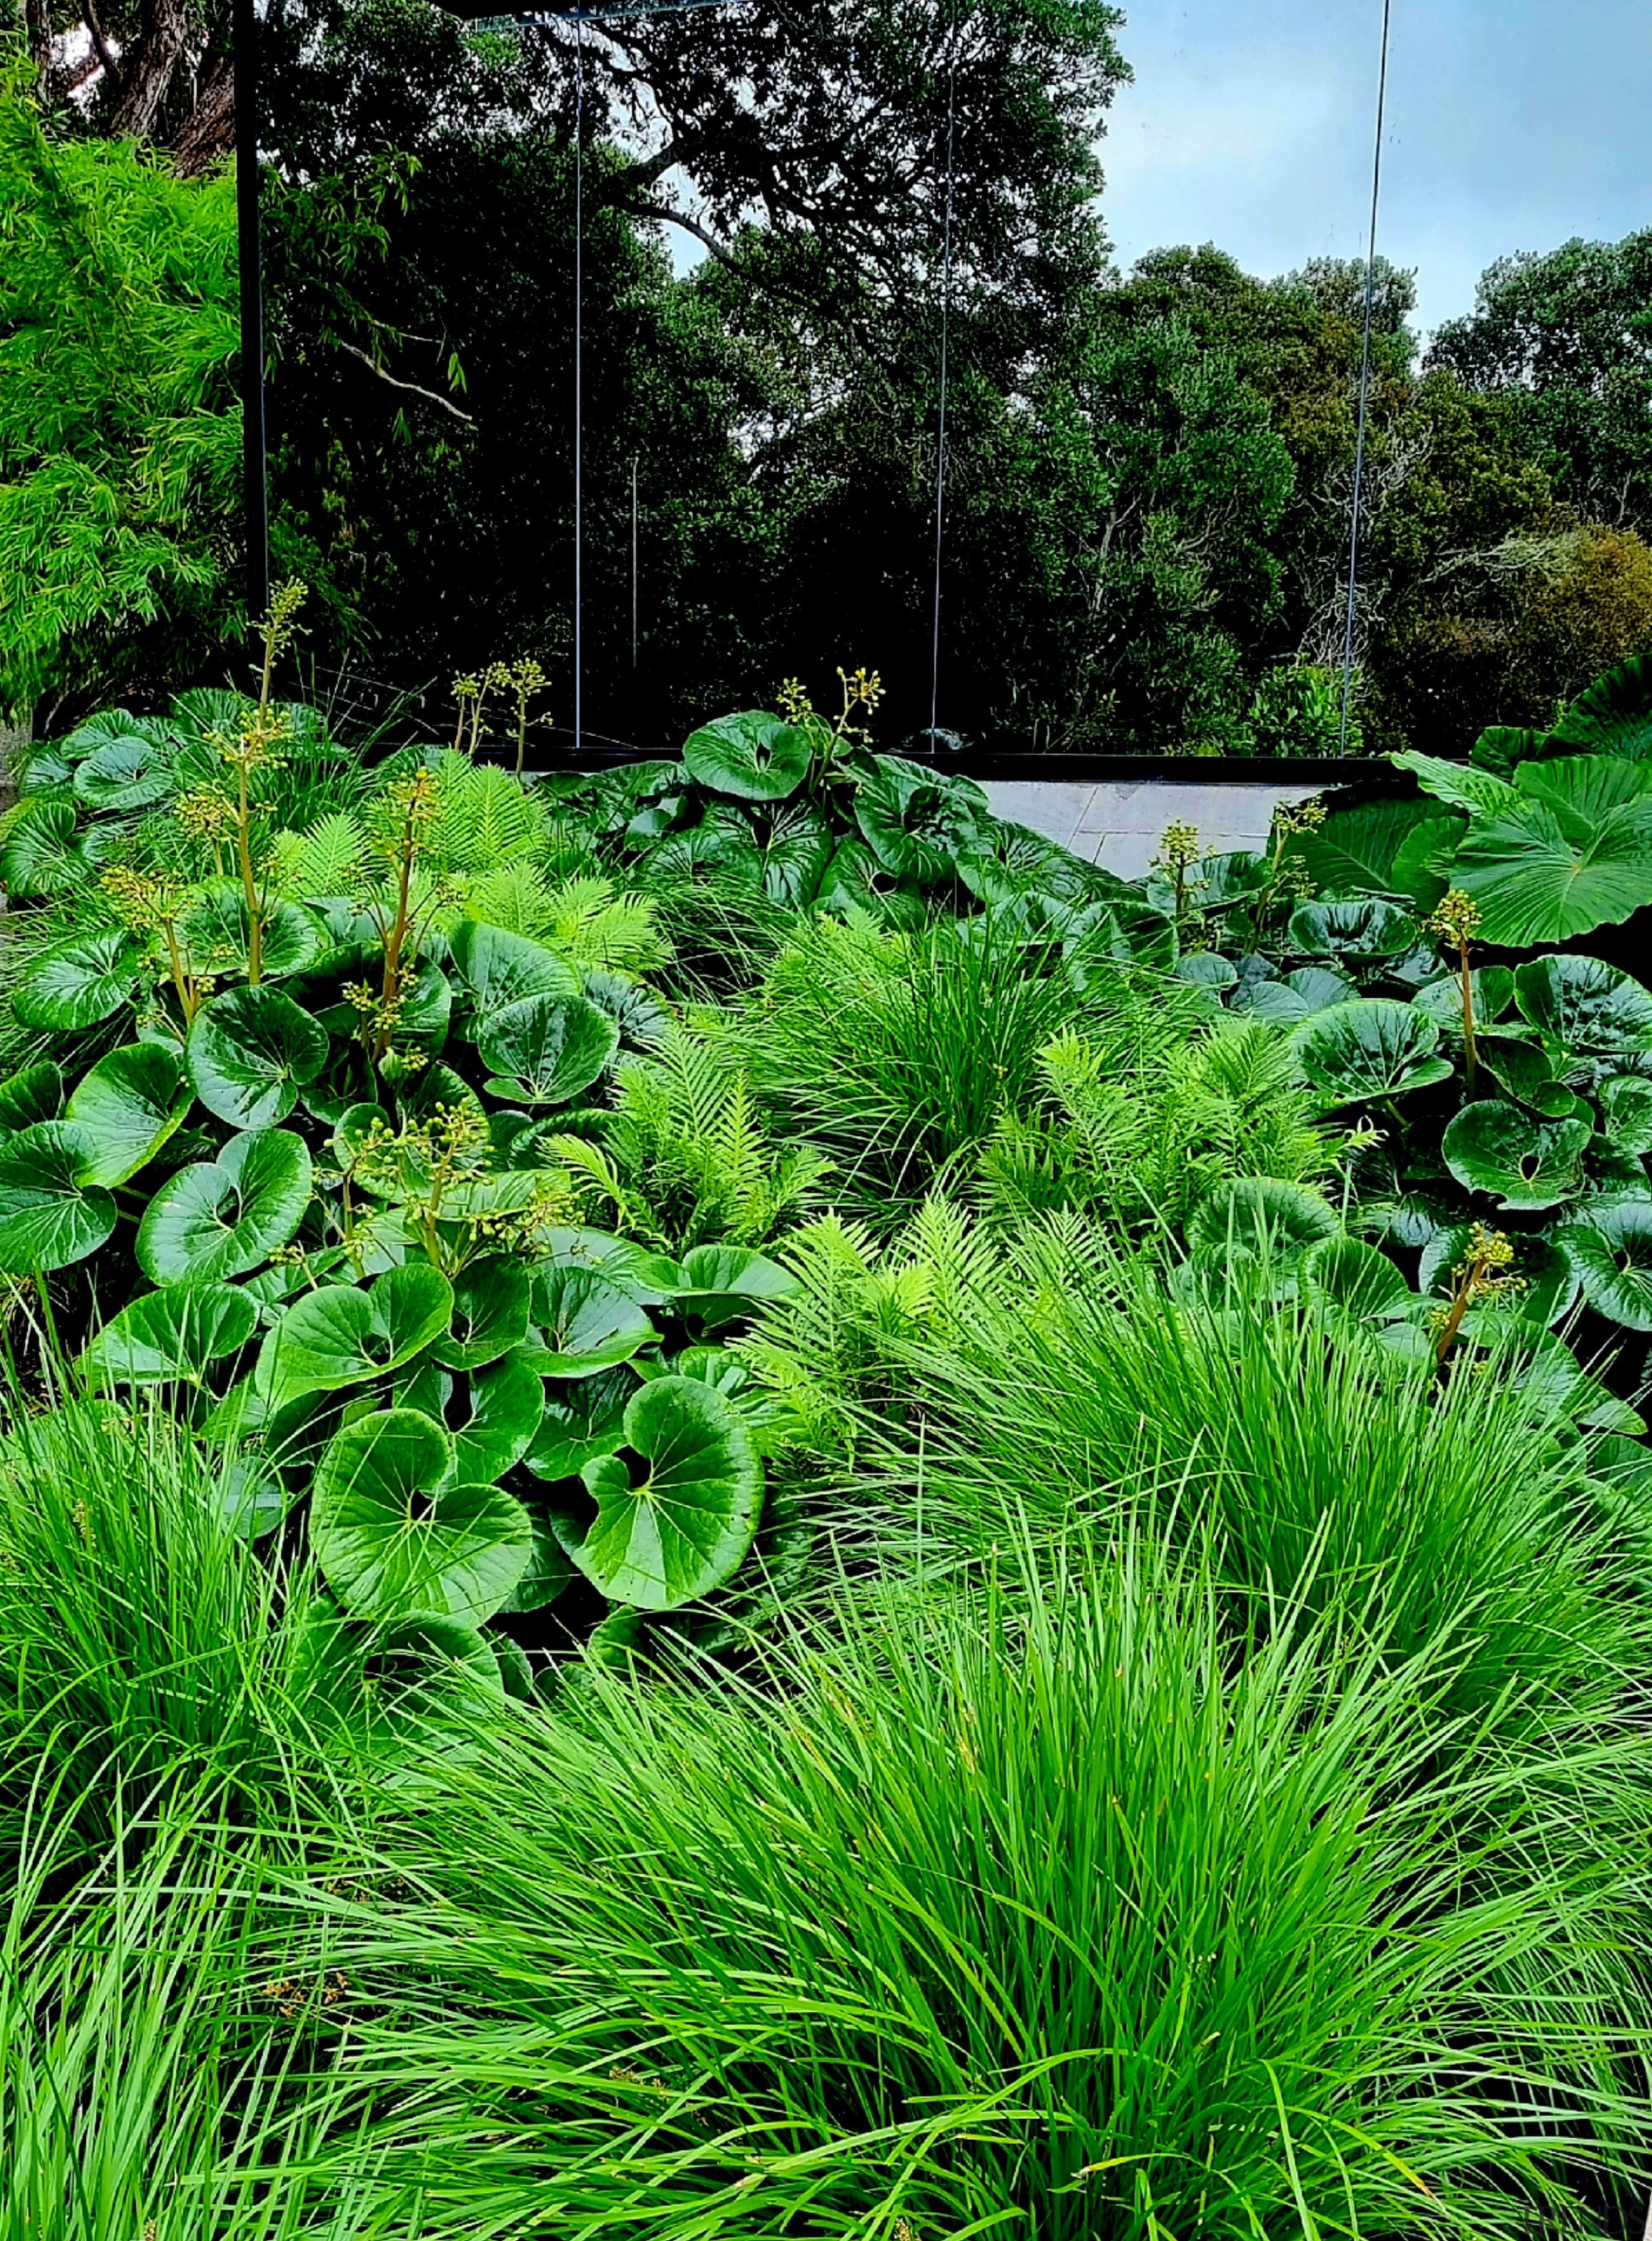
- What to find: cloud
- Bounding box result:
[1098,0,1652,339]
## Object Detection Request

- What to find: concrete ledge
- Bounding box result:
[983,776,1322,881]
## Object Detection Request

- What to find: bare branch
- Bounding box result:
[335,340,475,424]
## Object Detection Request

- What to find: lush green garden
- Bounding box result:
[5,600,1652,2234]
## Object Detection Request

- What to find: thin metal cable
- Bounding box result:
[929,0,958,738]
[574,14,585,755]
[1340,0,1393,752]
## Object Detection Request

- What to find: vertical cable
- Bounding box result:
[631,454,639,667]
[1340,0,1393,753]
[929,0,958,740]
[573,12,585,756]
[234,0,268,630]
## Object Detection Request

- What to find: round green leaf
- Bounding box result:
[1513,954,1652,1068]
[0,798,92,897]
[450,1349,544,1483]
[1440,1099,1592,1212]
[80,1283,257,1389]
[1231,966,1356,1026]
[17,745,72,792]
[1174,952,1238,992]
[186,984,329,1130]
[1411,967,1516,1039]
[527,1266,655,1376]
[65,1043,193,1186]
[14,929,144,1031]
[137,1128,312,1285]
[1476,1033,1577,1116]
[1294,999,1454,1107]
[682,712,811,802]
[166,687,250,749]
[432,1257,531,1370]
[525,1364,634,1481]
[257,1261,455,1401]
[311,1407,531,1624]
[1286,898,1416,958]
[1486,1325,1646,1435]
[180,885,327,980]
[816,837,909,920]
[61,708,174,766]
[0,1122,116,1273]
[496,1503,578,1615]
[854,757,984,881]
[645,815,765,889]
[567,1374,761,1610]
[675,1243,800,1330]
[761,805,835,903]
[1300,1234,1412,1324]
[476,992,620,1106]
[332,1102,392,1182]
[1555,1201,1652,1331]
[73,729,175,811]
[539,1228,683,1305]
[1185,1177,1340,1259]
[0,1063,63,1131]
[579,969,669,1054]
[1598,1073,1652,1155]
[448,919,579,1017]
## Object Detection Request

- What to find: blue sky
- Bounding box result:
[1100,0,1652,341]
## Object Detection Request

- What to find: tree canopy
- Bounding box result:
[5,0,1652,753]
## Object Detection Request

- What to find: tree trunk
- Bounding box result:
[24,0,52,79]
[106,0,193,140]
[173,59,236,176]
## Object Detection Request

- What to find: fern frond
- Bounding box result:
[276,809,367,899]
[539,877,670,975]
[460,861,557,938]
[427,757,548,875]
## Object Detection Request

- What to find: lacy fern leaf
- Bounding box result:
[427,755,548,875]
[276,810,367,900]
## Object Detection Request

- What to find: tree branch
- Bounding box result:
[335,339,474,423]
[79,0,119,83]
[630,199,740,273]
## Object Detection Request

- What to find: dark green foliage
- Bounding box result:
[0,82,241,713]
[1431,230,1652,532]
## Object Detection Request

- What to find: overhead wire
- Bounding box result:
[572,10,585,756]
[552,0,962,759]
[929,0,958,740]
[1340,0,1394,753]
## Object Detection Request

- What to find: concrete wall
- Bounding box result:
[982,776,1322,882]
[0,716,25,813]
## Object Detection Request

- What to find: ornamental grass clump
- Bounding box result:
[745,1212,1652,1739]
[274,1535,1652,2238]
[0,1388,358,1841]
[0,1782,396,2241]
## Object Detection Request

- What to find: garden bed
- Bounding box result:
[4,639,1652,2236]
